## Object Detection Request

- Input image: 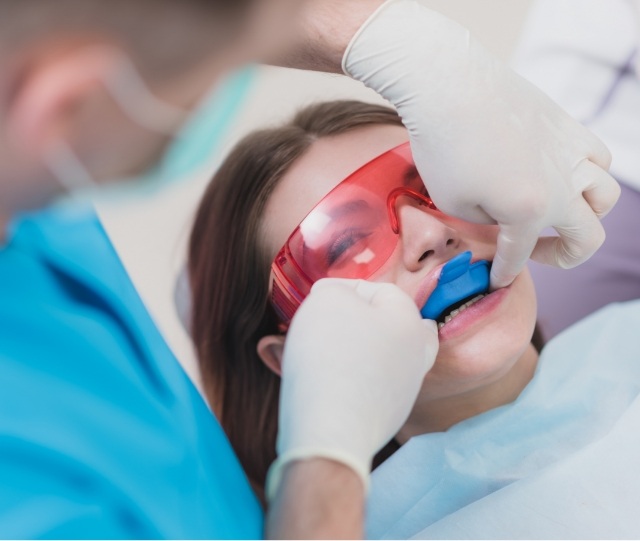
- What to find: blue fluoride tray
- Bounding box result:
[421,251,491,320]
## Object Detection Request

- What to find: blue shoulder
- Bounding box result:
[0,205,263,539]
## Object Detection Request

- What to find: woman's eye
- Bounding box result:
[326,229,372,266]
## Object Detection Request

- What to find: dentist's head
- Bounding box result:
[0,0,297,235]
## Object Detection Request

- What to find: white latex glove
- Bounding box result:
[265,278,438,500]
[344,0,621,288]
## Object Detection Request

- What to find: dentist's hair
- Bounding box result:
[188,100,405,503]
[0,0,257,77]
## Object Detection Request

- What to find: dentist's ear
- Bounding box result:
[257,335,286,377]
[6,44,121,157]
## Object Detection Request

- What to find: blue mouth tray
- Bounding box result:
[420,251,491,320]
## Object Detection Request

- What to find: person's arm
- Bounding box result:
[265,279,439,540]
[271,0,385,73]
[266,459,365,539]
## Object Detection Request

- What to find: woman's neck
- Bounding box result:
[396,344,539,442]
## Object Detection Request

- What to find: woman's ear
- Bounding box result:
[256,335,286,377]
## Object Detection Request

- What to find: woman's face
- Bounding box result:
[261,124,537,403]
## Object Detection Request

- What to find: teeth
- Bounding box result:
[437,294,486,330]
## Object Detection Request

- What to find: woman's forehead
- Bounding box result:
[262,125,409,257]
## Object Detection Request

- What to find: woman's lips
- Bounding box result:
[413,255,506,342]
[437,286,509,341]
[414,262,447,311]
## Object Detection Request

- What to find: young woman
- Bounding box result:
[187,100,545,502]
[187,100,640,538]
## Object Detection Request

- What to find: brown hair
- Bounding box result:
[188,99,546,504]
[188,101,405,502]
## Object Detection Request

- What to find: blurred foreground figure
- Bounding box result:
[0,0,620,538]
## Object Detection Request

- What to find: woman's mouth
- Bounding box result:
[412,251,513,340]
[417,251,493,333]
[435,293,487,329]
[436,286,509,340]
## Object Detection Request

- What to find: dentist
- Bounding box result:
[0,0,619,538]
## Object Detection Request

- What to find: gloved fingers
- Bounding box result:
[353,280,417,312]
[490,224,540,290]
[421,318,438,336]
[431,192,495,225]
[308,277,374,304]
[420,319,440,365]
[581,129,613,170]
[312,277,417,312]
[574,159,621,219]
[309,277,355,294]
[530,201,606,269]
[311,277,382,303]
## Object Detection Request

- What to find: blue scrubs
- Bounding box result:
[0,206,263,538]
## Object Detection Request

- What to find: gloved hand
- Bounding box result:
[265,278,438,500]
[344,0,621,288]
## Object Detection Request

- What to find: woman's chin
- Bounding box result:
[422,273,538,397]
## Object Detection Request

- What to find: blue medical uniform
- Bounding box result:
[0,206,263,538]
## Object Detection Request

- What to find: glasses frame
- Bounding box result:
[269,141,436,327]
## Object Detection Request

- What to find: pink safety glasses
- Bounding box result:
[270,141,437,325]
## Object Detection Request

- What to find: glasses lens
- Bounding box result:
[289,189,392,280]
[286,143,416,281]
[272,142,430,323]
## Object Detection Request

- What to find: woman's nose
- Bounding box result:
[396,200,460,272]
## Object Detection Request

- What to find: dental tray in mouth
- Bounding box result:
[420,251,491,321]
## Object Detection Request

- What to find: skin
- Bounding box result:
[266,459,364,539]
[259,123,539,445]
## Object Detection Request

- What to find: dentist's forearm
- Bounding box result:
[272,0,386,73]
[265,458,365,539]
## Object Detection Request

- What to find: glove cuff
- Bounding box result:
[341,0,397,76]
[342,0,477,136]
[265,448,370,503]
